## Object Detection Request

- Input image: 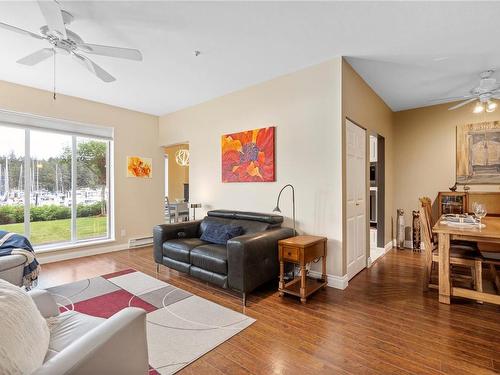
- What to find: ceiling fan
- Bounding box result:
[434,70,500,113]
[0,0,142,83]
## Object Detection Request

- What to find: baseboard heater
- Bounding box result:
[128,236,153,248]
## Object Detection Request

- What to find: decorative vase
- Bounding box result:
[396,209,405,249]
[412,210,421,252]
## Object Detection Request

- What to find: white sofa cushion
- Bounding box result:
[0,279,50,375]
[44,310,104,362]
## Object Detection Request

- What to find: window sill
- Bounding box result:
[34,238,116,254]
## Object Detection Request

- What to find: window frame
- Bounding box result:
[0,113,114,252]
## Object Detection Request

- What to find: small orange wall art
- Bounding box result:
[127,156,152,178]
[221,126,275,182]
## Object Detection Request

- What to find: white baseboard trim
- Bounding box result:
[368,240,394,267]
[37,243,129,264]
[368,247,385,267]
[385,240,394,252]
[308,270,348,290]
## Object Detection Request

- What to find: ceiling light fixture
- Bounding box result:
[175,149,190,166]
[486,100,497,113]
[473,101,484,114]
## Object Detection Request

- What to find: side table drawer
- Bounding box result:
[282,246,299,262]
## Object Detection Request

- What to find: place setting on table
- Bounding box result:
[439,202,488,229]
[432,202,500,305]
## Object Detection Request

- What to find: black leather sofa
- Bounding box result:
[153,210,294,305]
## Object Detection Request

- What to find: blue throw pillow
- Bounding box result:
[200,222,243,245]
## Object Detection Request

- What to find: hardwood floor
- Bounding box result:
[38,247,500,374]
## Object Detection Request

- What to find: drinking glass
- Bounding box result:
[473,202,487,227]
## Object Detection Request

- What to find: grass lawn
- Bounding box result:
[0,216,107,246]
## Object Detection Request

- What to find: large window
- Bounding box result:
[0,122,112,249]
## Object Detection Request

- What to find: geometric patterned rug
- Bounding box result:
[46,269,255,374]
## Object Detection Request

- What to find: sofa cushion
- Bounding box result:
[163,238,208,263]
[190,266,228,288]
[191,244,228,275]
[200,221,243,245]
[229,219,269,234]
[45,310,104,362]
[200,216,269,236]
[0,279,50,374]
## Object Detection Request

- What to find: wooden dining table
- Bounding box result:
[433,215,500,305]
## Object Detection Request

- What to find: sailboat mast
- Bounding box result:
[0,161,3,197]
[55,163,59,193]
[4,157,9,199]
[18,164,23,191]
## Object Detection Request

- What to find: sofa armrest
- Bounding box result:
[29,289,60,318]
[227,227,294,294]
[153,220,202,263]
[33,307,148,375]
[0,254,26,287]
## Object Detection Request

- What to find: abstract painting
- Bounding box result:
[456,121,500,184]
[127,156,152,178]
[221,126,275,182]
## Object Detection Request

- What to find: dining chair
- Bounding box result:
[419,198,483,296]
[477,242,500,294]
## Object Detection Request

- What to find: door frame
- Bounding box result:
[342,117,369,281]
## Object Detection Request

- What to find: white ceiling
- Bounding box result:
[0,1,499,115]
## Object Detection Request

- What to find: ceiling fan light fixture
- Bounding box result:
[486,100,497,113]
[473,102,484,114]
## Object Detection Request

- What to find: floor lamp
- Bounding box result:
[273,184,296,236]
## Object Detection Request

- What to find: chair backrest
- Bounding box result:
[419,198,434,259]
[419,196,434,226]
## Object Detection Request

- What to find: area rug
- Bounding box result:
[46,269,255,374]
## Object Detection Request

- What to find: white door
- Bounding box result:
[346,119,367,280]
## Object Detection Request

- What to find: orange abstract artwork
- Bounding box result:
[127,156,152,178]
[221,126,275,182]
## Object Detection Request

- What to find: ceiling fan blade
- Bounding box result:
[37,0,67,39]
[73,53,115,82]
[429,94,474,103]
[78,43,142,61]
[448,98,477,111]
[0,21,44,40]
[17,48,54,66]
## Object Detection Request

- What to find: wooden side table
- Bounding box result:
[278,235,327,303]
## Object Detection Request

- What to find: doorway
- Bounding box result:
[346,119,367,280]
[369,133,386,264]
[163,144,189,223]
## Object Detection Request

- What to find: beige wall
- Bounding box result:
[164,144,189,202]
[394,102,500,224]
[159,58,345,277]
[0,80,164,257]
[342,60,395,261]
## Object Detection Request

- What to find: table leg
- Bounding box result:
[300,265,307,303]
[279,260,284,297]
[322,245,327,288]
[438,233,451,304]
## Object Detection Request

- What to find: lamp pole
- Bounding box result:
[273,184,296,236]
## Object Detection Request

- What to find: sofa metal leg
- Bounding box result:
[242,292,246,307]
[156,264,160,274]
